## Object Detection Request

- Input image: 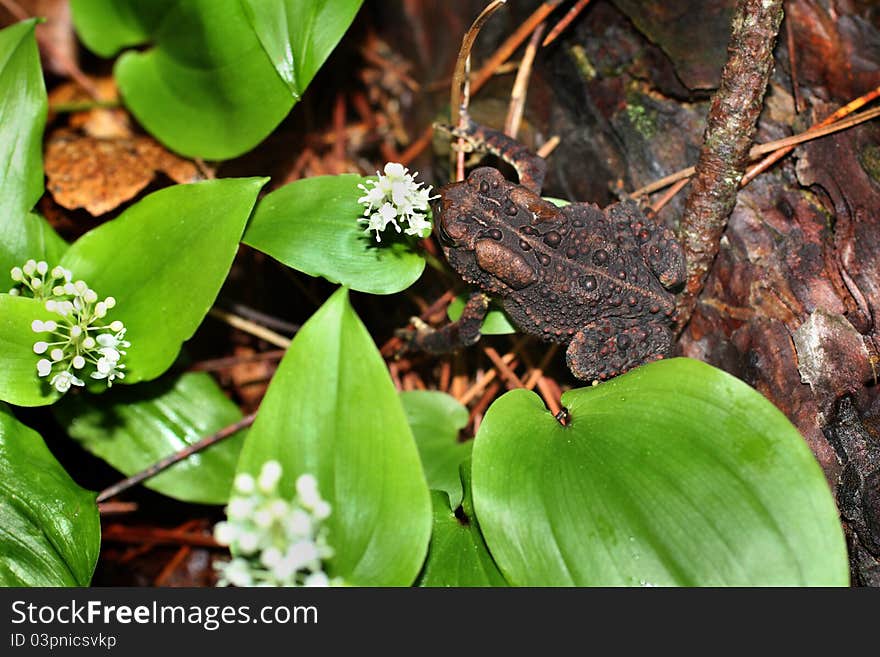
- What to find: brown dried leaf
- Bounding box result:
[45,129,202,216]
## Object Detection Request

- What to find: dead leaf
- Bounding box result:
[45,129,202,216]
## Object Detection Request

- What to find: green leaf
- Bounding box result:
[418,464,507,587]
[472,358,849,586]
[401,390,471,507]
[243,175,425,295]
[0,295,60,407]
[72,0,293,159]
[54,372,246,505]
[0,405,100,586]
[70,0,175,57]
[242,0,364,99]
[237,288,431,586]
[21,212,69,266]
[0,21,62,276]
[448,294,516,335]
[60,178,266,384]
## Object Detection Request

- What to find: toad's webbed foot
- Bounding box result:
[396,291,489,355]
[434,116,546,194]
[566,316,674,382]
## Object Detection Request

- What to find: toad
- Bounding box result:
[405,121,686,382]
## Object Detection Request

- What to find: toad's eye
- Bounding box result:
[436,215,458,246]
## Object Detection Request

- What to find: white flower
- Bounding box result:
[234,473,256,494]
[227,496,255,520]
[50,371,84,393]
[216,558,254,587]
[303,572,330,587]
[10,261,130,396]
[213,464,336,587]
[214,521,237,546]
[258,460,283,493]
[357,162,436,242]
[296,474,321,508]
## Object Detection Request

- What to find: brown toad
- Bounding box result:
[408,122,686,382]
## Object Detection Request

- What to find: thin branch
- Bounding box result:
[208,308,292,348]
[676,0,785,328]
[504,22,546,137]
[631,104,880,198]
[96,413,257,503]
[542,0,593,47]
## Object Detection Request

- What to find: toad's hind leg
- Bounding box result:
[566,317,674,382]
[436,117,547,194]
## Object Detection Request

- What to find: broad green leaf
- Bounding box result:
[0,295,60,407]
[418,464,507,587]
[448,294,516,335]
[0,21,60,276]
[20,212,69,266]
[60,178,267,384]
[72,0,293,159]
[401,390,471,507]
[243,175,425,295]
[237,288,431,586]
[54,372,246,505]
[70,0,174,57]
[0,406,99,586]
[242,0,363,98]
[472,358,849,586]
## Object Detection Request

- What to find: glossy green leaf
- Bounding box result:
[472,358,849,586]
[0,21,65,276]
[0,295,61,407]
[418,464,507,587]
[70,0,174,57]
[60,178,266,384]
[0,405,100,586]
[237,288,431,586]
[401,390,471,507]
[243,175,425,295]
[242,0,363,98]
[54,372,246,505]
[448,294,516,335]
[72,0,293,159]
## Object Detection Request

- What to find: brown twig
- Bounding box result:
[504,23,546,138]
[208,308,292,348]
[741,85,880,186]
[483,346,525,389]
[189,349,286,373]
[535,376,562,417]
[675,0,784,328]
[542,0,593,47]
[102,525,219,549]
[784,13,803,114]
[536,136,560,159]
[403,1,559,166]
[451,1,509,182]
[469,1,562,94]
[458,352,516,405]
[96,413,257,503]
[469,381,502,435]
[631,104,880,198]
[650,177,690,214]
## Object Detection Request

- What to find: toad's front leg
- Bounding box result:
[397,291,490,354]
[566,316,674,382]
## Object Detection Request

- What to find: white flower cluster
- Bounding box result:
[357,162,436,242]
[10,260,130,393]
[214,461,339,588]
